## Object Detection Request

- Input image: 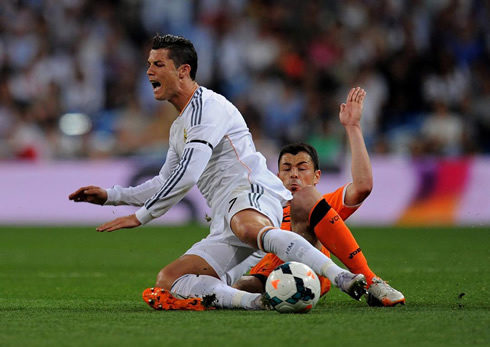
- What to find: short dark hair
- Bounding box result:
[278,142,320,171]
[151,34,198,80]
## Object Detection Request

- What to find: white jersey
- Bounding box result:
[106,86,292,224]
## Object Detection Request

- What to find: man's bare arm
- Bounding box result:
[339,87,373,206]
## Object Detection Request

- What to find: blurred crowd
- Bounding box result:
[1,0,489,169]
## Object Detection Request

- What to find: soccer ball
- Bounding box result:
[265,261,321,313]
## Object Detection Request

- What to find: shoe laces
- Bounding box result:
[370,277,397,293]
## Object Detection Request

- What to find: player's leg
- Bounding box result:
[291,186,377,286]
[170,273,265,309]
[292,187,404,306]
[226,250,265,287]
[230,206,367,300]
[233,250,332,297]
[232,252,283,293]
[232,275,264,293]
[145,252,266,310]
[156,254,220,290]
[144,254,218,310]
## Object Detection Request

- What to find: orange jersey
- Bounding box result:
[250,184,359,297]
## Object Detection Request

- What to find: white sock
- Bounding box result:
[261,228,347,284]
[170,274,263,309]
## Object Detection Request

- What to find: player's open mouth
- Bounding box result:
[151,81,161,90]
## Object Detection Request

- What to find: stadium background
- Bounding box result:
[1,0,489,227]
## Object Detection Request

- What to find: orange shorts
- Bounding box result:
[249,246,332,297]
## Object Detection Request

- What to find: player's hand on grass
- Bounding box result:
[339,87,366,128]
[96,214,141,232]
[69,186,107,205]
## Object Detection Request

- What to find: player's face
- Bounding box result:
[278,152,320,194]
[147,49,180,101]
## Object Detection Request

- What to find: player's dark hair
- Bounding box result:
[278,142,320,171]
[151,34,198,80]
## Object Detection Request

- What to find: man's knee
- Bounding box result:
[230,209,273,247]
[290,186,323,222]
[156,266,179,290]
[155,255,219,290]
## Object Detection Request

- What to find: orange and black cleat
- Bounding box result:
[142,287,214,311]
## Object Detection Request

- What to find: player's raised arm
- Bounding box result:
[339,87,373,206]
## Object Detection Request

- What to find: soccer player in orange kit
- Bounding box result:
[233,87,405,307]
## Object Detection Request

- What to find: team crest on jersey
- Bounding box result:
[184,128,187,142]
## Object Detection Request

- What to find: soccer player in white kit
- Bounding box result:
[69,34,367,309]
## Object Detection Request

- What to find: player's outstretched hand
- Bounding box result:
[68,185,108,205]
[96,214,141,232]
[339,87,366,127]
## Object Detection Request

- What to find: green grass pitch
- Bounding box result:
[1,225,489,346]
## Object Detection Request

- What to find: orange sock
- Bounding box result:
[309,198,376,286]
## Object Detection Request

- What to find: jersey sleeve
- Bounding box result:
[135,98,231,225]
[323,183,360,221]
[135,141,212,224]
[104,145,179,206]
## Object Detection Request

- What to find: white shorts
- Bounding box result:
[184,184,284,285]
